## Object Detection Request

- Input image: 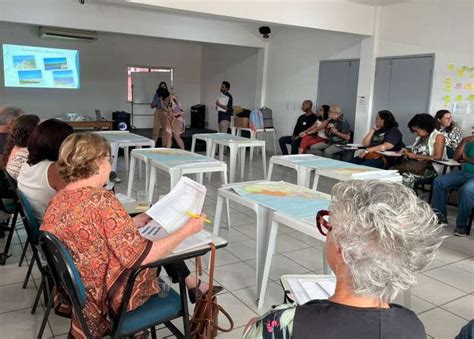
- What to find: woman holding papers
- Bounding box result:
[349,110,403,169]
[40,133,221,339]
[243,180,442,339]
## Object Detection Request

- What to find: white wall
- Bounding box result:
[264,27,362,140]
[123,0,376,36]
[0,22,203,127]
[0,0,265,48]
[200,44,259,131]
[376,1,474,135]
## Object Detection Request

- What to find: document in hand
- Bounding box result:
[145,176,206,234]
[217,93,229,110]
[139,177,211,252]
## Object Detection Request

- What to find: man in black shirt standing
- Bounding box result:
[279,100,317,155]
[215,81,233,134]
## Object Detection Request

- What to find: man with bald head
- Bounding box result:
[0,105,24,154]
[310,105,350,158]
[279,100,318,155]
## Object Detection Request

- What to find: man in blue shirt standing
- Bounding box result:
[432,135,474,236]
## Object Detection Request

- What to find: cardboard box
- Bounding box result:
[233,106,243,115]
[233,117,249,128]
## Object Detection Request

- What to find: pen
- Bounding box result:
[186,212,211,224]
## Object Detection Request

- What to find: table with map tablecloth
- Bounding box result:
[213,180,331,309]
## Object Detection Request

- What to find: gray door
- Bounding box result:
[372,55,434,145]
[316,59,360,130]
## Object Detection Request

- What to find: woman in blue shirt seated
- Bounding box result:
[243,180,442,339]
[349,110,404,168]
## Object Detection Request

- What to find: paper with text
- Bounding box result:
[145,177,206,234]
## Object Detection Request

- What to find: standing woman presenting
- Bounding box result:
[150,81,168,144]
[162,89,185,149]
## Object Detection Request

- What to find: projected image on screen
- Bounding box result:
[3,44,80,89]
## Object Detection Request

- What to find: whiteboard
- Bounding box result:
[131,70,172,104]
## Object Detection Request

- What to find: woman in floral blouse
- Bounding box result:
[435,109,462,158]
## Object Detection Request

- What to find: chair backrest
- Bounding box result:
[40,231,91,338]
[2,170,17,191]
[260,106,274,129]
[16,189,41,244]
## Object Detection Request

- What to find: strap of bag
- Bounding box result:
[205,243,216,303]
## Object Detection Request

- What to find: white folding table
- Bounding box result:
[267,154,319,186]
[231,124,277,160]
[127,148,227,197]
[210,135,266,183]
[213,180,330,309]
[94,131,155,172]
[192,133,267,183]
[267,154,401,189]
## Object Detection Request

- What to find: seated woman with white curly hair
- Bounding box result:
[243,180,443,339]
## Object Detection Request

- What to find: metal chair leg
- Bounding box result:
[150,326,157,339]
[18,240,29,267]
[0,213,16,265]
[37,284,54,339]
[178,274,191,338]
[32,276,44,314]
[23,257,34,289]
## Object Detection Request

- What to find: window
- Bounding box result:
[127,66,173,102]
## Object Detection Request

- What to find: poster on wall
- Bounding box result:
[442,63,473,108]
[443,63,474,135]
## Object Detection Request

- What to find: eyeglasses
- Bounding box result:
[316,210,332,236]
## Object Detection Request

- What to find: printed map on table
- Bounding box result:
[206,133,249,142]
[233,181,330,220]
[137,149,218,167]
[96,132,152,142]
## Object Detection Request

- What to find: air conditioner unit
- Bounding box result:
[39,26,98,41]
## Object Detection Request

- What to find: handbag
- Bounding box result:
[190,243,234,339]
[392,159,429,175]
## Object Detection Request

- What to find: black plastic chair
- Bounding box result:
[0,170,28,265]
[40,231,191,339]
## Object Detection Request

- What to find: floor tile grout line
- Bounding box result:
[420,271,474,294]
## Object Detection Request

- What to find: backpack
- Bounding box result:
[249,109,264,131]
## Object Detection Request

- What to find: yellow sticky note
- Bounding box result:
[455,95,463,102]
[444,86,452,92]
[467,94,474,102]
[464,83,473,90]
[444,77,453,83]
[457,69,465,78]
[448,63,455,71]
[443,95,451,104]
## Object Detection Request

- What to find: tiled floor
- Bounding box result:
[0,151,473,338]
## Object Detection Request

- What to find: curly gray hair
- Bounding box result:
[329,180,443,302]
[0,105,25,125]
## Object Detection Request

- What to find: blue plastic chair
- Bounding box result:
[40,231,191,339]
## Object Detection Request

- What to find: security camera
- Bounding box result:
[79,0,85,4]
[259,26,271,39]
